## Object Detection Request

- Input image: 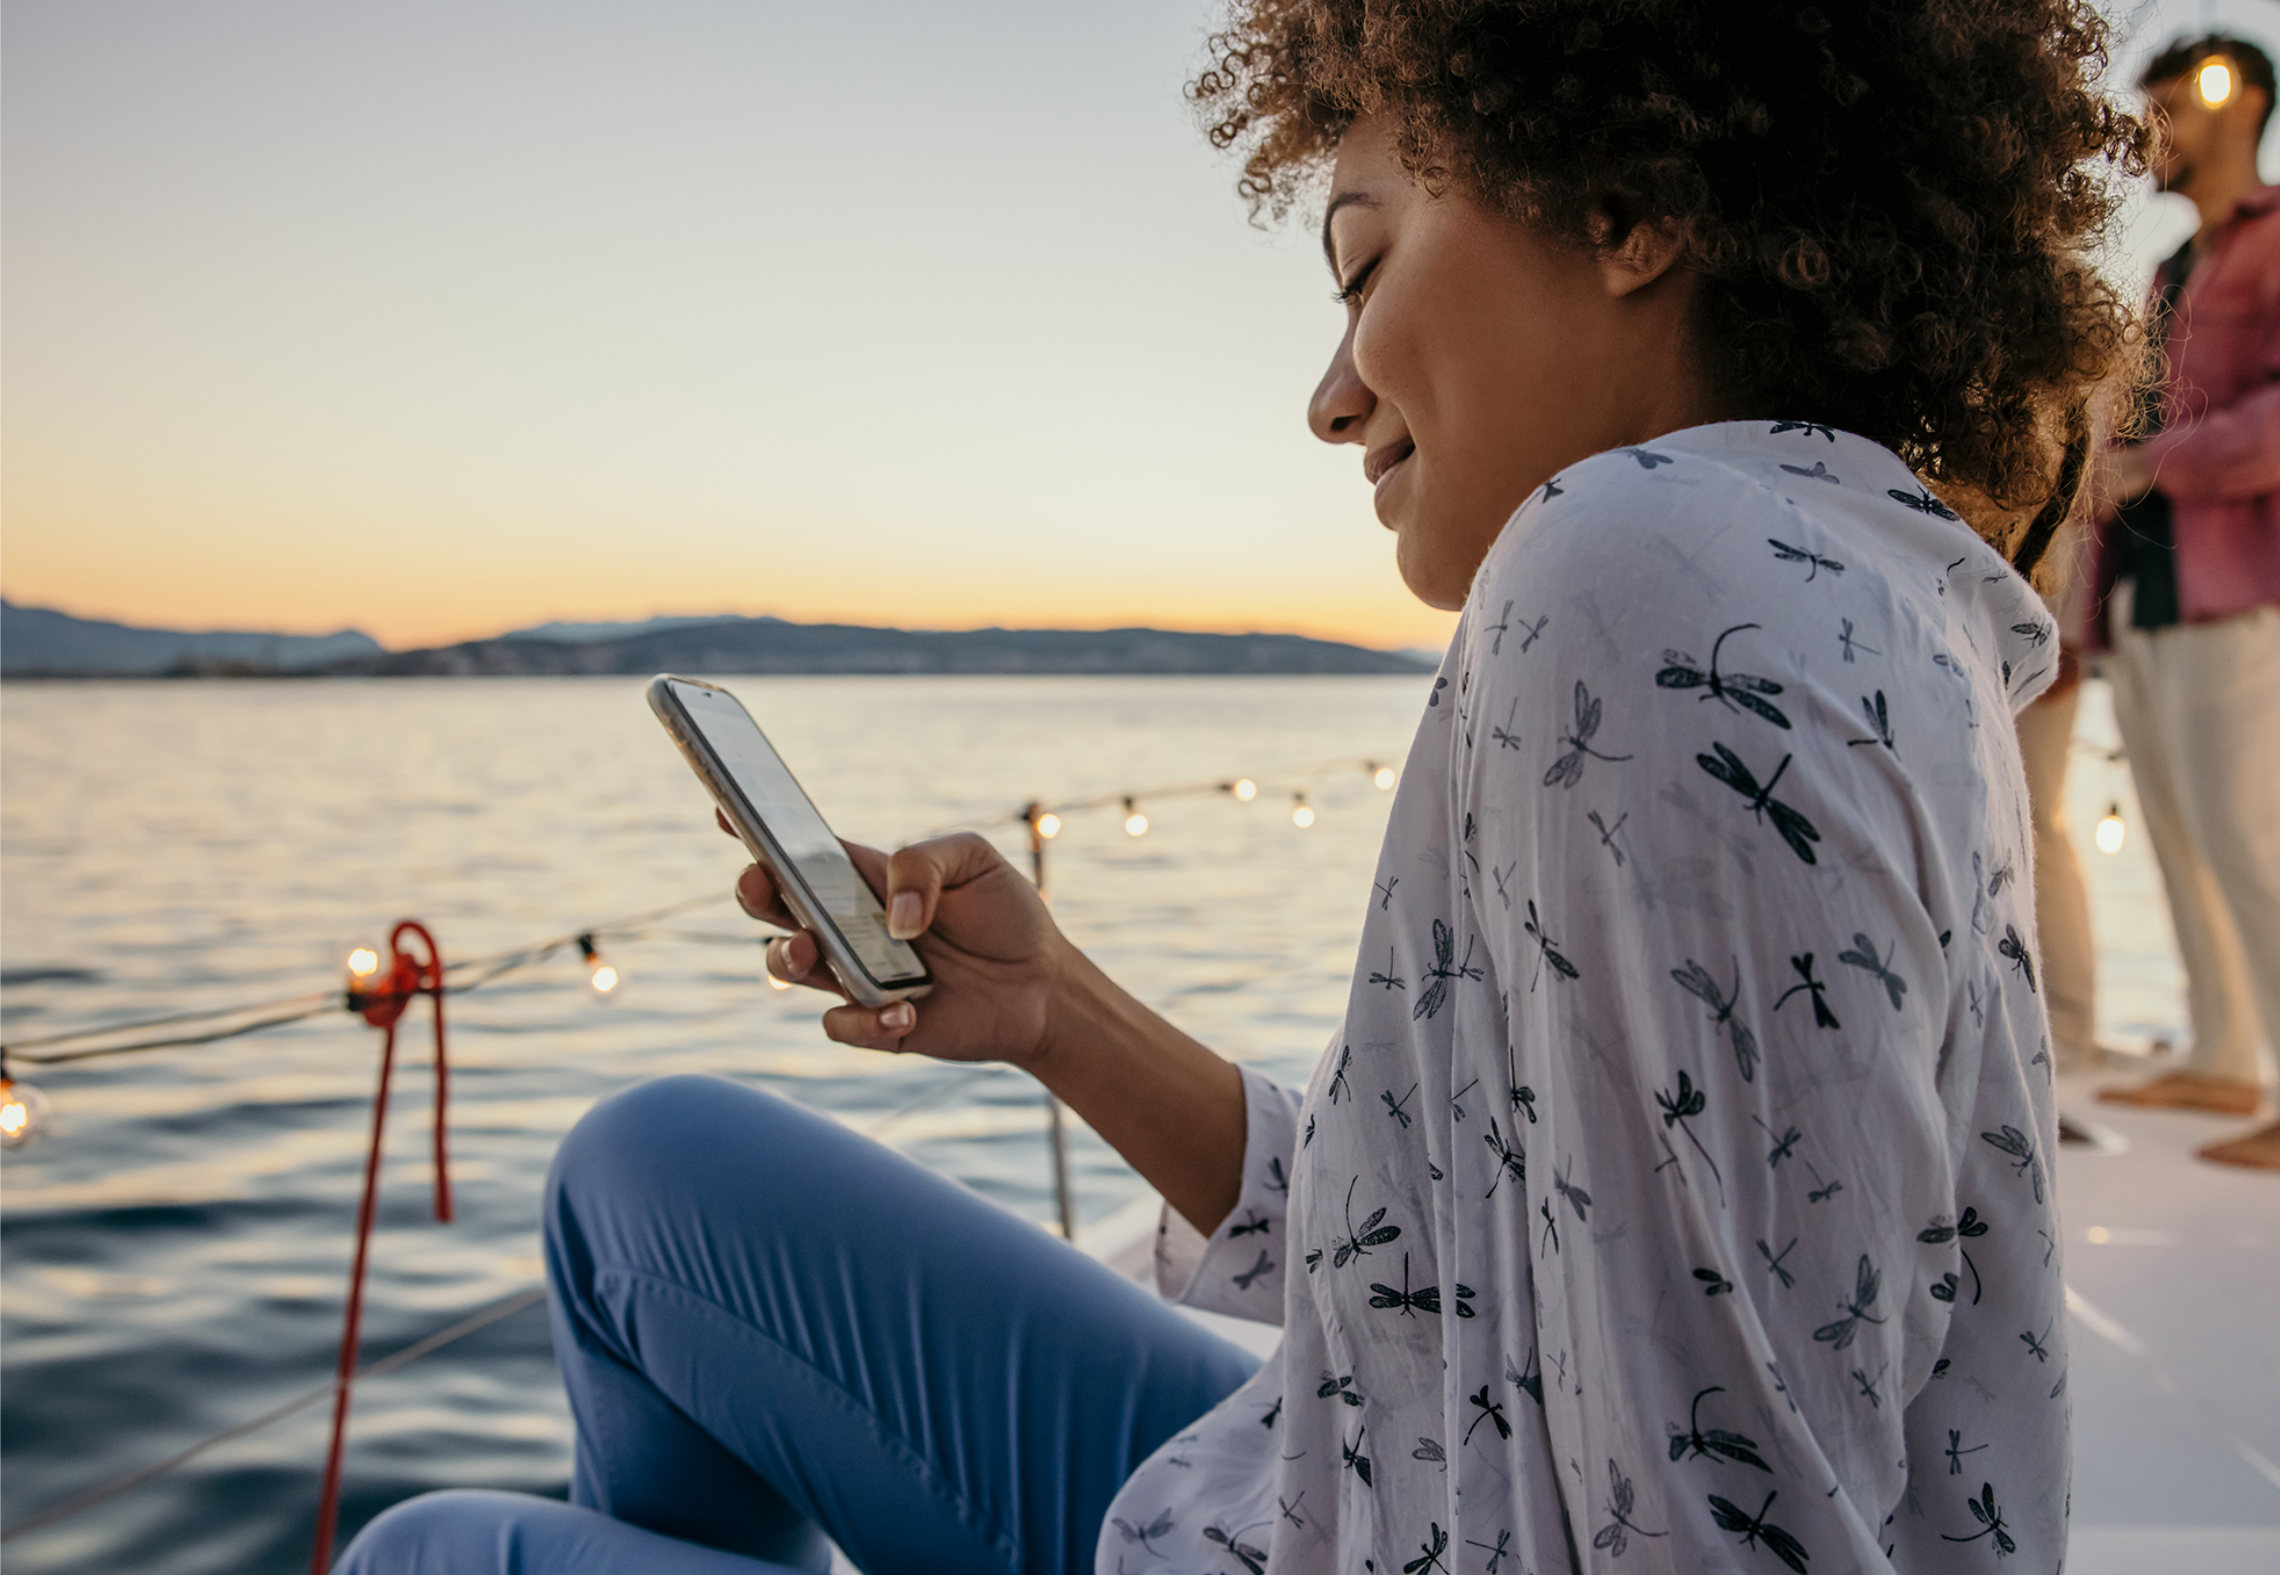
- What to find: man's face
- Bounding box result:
[2142,64,2268,197]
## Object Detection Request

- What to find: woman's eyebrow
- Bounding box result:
[1321,190,1380,274]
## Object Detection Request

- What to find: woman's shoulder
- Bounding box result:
[1472,422,2021,644]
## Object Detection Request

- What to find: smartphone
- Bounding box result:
[647,675,933,1007]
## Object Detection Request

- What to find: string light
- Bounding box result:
[1291,793,1316,829]
[1123,797,1149,838]
[2197,55,2235,109]
[1034,811,1061,839]
[2095,803,2126,856]
[0,1070,48,1148]
[1231,778,1258,802]
[576,934,619,994]
[1371,763,1397,790]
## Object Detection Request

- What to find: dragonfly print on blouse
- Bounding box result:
[1838,617,1881,663]
[1837,933,1908,1011]
[1332,1176,1402,1268]
[1772,953,1841,1029]
[1849,691,1896,750]
[1812,1255,1886,1352]
[1942,1482,2017,1557]
[1593,1460,1668,1557]
[1404,1523,1450,1575]
[1654,622,1792,729]
[1696,743,1822,864]
[1368,1252,1443,1318]
[1109,1511,1175,1559]
[1982,1122,2044,1203]
[1414,918,1483,1020]
[1523,900,1580,992]
[1656,1071,1726,1205]
[1999,923,2039,994]
[1483,1116,1527,1199]
[1671,957,1761,1081]
[1921,1206,1990,1304]
[1669,1386,1772,1471]
[1769,537,1846,581]
[1543,680,1633,789]
[1708,1491,1811,1574]
[1202,1523,1268,1575]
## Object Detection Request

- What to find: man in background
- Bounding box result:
[2091,34,2279,1171]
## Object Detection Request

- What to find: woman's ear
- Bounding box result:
[1588,206,1688,298]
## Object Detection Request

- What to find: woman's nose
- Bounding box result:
[1308,323,1373,445]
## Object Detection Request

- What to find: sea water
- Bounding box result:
[0,675,2182,1573]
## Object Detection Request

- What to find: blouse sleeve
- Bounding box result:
[1453,456,2013,1564]
[1155,1065,1303,1325]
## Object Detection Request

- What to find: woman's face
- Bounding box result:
[1310,119,1716,609]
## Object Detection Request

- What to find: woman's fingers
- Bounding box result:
[735,864,795,928]
[764,931,846,1000]
[820,998,917,1052]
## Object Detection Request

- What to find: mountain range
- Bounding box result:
[2,602,1432,678]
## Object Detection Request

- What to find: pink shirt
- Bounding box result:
[2089,185,2280,647]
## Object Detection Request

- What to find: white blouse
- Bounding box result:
[1100,422,2067,1575]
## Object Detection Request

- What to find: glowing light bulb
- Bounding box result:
[2095,803,2126,855]
[577,933,618,994]
[1035,812,1062,839]
[347,946,381,980]
[1123,797,1149,838]
[0,1077,49,1149]
[1372,764,1397,791]
[1291,794,1315,829]
[1232,778,1258,802]
[2197,56,2234,108]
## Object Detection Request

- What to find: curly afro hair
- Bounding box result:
[1189,0,2151,573]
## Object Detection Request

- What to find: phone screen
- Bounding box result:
[663,679,927,987]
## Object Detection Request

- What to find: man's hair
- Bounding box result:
[1190,1,2152,573]
[2141,34,2277,138]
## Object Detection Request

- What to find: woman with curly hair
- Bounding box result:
[341,4,2143,1573]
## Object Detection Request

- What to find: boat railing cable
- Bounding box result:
[0,1062,1024,1546]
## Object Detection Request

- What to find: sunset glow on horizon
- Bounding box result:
[4,2,2253,655]
[1,2,1458,656]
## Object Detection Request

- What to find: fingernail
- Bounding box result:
[881,1002,915,1033]
[887,891,922,939]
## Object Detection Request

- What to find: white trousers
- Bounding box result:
[2016,682,2098,1064]
[2106,582,2280,1088]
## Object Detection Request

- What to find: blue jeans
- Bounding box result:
[335,1076,1257,1574]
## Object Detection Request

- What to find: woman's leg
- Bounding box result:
[338,1490,801,1575]
[542,1074,1259,1575]
[2016,677,2097,1064]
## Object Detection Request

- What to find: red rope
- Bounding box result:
[310,921,451,1573]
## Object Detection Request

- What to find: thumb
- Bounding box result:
[879,832,1004,939]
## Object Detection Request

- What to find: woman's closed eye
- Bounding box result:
[1333,257,1380,306]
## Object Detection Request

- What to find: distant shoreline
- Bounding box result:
[4,603,1437,680]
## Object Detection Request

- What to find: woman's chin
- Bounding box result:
[1393,530,1471,612]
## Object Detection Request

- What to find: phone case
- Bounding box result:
[646,675,932,1009]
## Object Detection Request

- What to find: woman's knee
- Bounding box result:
[544,1076,831,1273]
[334,1489,549,1574]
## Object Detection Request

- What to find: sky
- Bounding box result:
[4,1,2275,652]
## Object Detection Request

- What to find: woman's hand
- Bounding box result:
[720,812,1247,1230]
[728,816,1064,1066]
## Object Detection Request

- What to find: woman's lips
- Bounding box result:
[1363,438,1415,486]
[1368,439,1415,521]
